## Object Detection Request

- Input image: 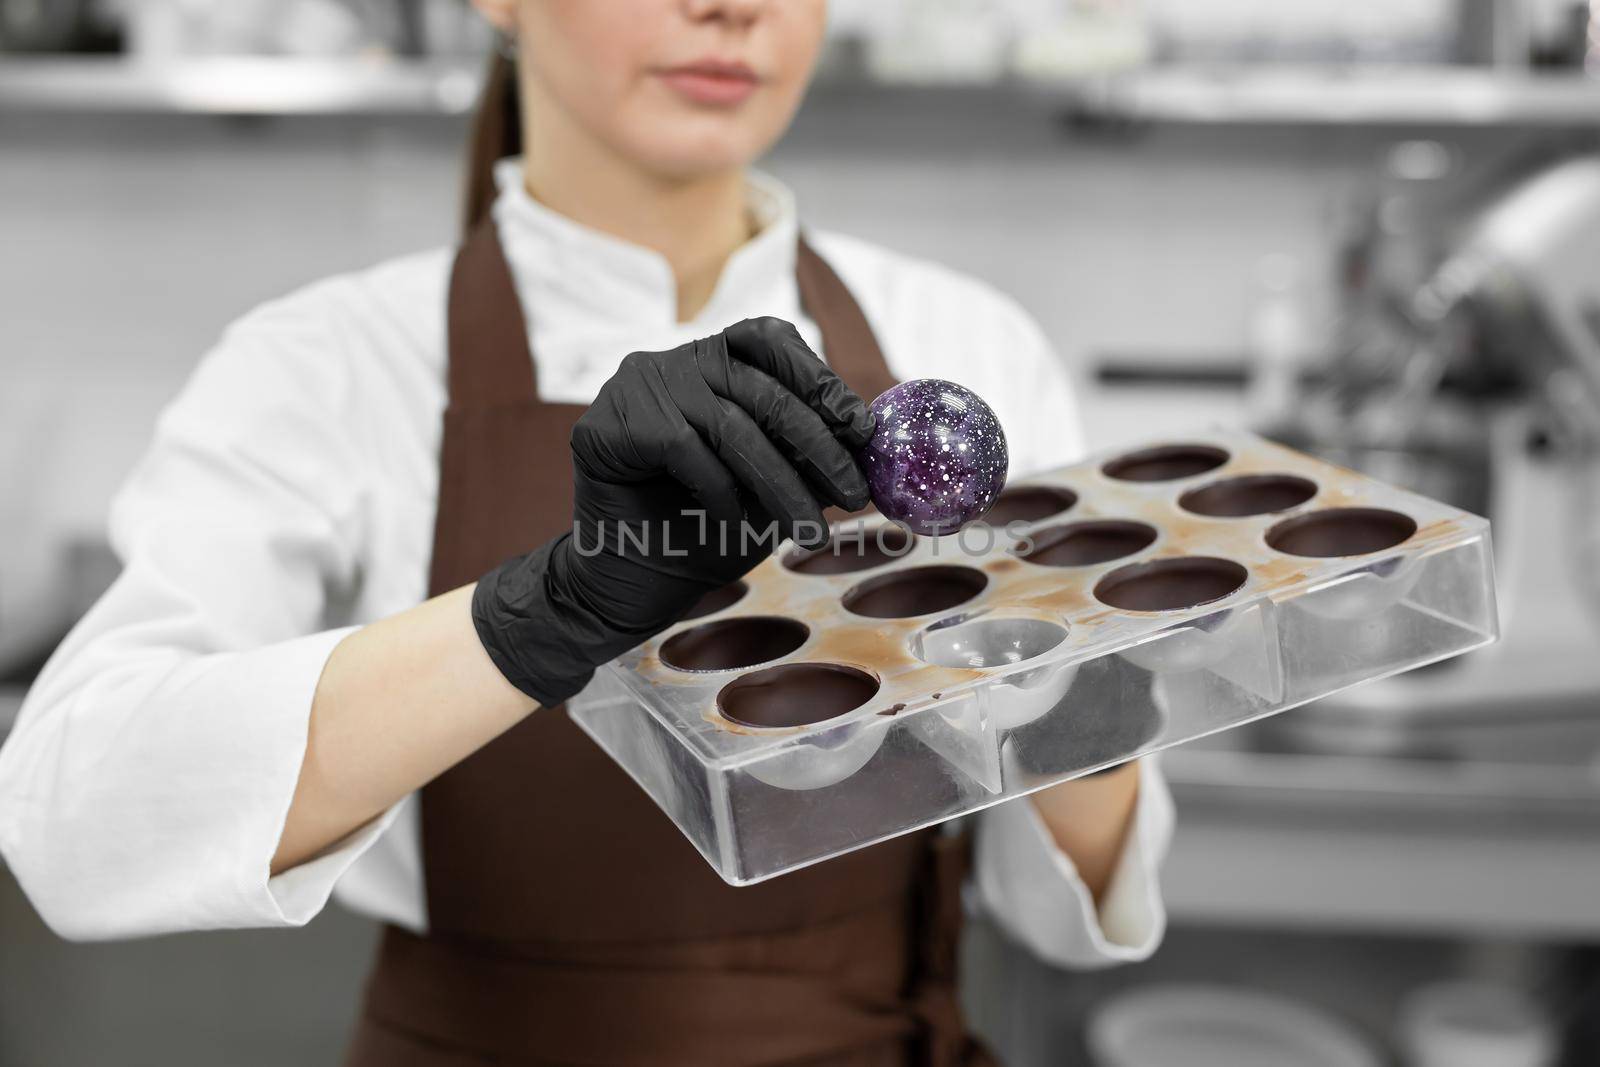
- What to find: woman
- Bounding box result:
[0,1,1172,1063]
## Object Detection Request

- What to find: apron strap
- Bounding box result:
[446,221,539,411]
[797,234,898,403]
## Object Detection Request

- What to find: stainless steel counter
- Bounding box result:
[1160,710,1600,938]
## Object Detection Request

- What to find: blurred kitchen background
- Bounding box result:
[4,0,1600,1064]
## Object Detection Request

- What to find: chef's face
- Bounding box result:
[476,0,827,179]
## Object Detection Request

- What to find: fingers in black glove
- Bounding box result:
[574,318,875,547]
[579,348,822,545]
[723,317,877,449]
[479,318,878,707]
[696,336,871,514]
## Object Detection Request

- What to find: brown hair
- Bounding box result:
[463,52,523,234]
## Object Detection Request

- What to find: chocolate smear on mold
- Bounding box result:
[982,485,1079,528]
[681,581,749,621]
[1102,443,1229,483]
[660,616,809,672]
[1023,520,1157,568]
[784,525,918,576]
[842,565,987,619]
[718,663,879,729]
[1266,507,1417,558]
[1095,556,1248,612]
[1180,473,1318,518]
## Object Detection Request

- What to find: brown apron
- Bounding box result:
[343,222,998,1067]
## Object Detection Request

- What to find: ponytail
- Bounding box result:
[462,51,522,234]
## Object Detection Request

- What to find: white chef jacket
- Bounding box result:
[0,162,1172,968]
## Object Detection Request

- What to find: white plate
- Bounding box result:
[1087,984,1380,1067]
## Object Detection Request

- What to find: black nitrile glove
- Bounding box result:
[472,317,876,707]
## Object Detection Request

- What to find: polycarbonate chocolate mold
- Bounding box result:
[681,581,749,621]
[911,610,1076,730]
[715,663,888,790]
[1095,557,1249,612]
[1180,473,1319,518]
[982,485,1079,528]
[782,522,918,576]
[660,617,809,673]
[1266,508,1426,620]
[1022,520,1158,568]
[1102,442,1229,482]
[842,565,987,619]
[569,430,1499,885]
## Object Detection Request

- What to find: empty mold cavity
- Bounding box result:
[681,581,749,621]
[717,663,880,729]
[660,616,809,672]
[842,565,988,619]
[1180,473,1318,518]
[782,524,917,575]
[1022,520,1158,568]
[1102,443,1230,483]
[912,612,1069,669]
[1095,557,1249,612]
[981,485,1079,528]
[1266,507,1418,558]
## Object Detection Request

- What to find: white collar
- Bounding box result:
[488,158,801,333]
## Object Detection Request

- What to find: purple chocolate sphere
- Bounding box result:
[857,379,1009,536]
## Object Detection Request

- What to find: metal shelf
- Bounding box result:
[1,56,1598,126]
[0,56,485,116]
[1060,64,1600,126]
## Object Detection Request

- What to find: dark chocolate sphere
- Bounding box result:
[856,379,1009,536]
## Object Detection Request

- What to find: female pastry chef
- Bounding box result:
[0,1,1173,1063]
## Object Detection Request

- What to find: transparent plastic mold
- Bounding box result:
[569,431,1499,885]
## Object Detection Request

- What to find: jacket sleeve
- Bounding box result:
[0,291,400,940]
[966,286,1173,968]
[973,758,1173,968]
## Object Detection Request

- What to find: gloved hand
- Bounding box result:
[472,316,876,707]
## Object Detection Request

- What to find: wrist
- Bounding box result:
[1029,761,1141,902]
[471,537,601,707]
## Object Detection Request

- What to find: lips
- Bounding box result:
[656,60,761,106]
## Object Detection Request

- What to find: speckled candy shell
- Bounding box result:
[857,379,1009,536]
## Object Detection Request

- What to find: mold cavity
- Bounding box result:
[783,524,917,575]
[913,614,1068,669]
[981,485,1079,528]
[841,565,988,619]
[1102,443,1230,483]
[717,663,880,729]
[1022,520,1157,568]
[1266,507,1418,558]
[1180,473,1318,518]
[660,616,809,673]
[1094,557,1248,612]
[681,581,749,621]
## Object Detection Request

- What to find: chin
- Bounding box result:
[615,109,787,181]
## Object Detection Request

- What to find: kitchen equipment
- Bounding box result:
[568,430,1496,885]
[1399,980,1556,1067]
[1139,0,1457,64]
[1086,983,1381,1067]
[1259,153,1600,754]
[0,0,107,52]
